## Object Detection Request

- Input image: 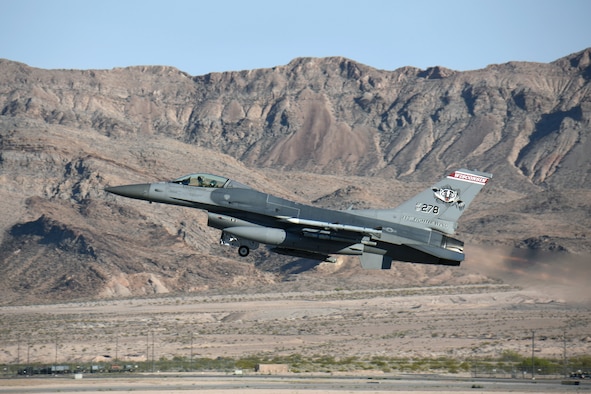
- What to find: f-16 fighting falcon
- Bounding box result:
[105,169,491,269]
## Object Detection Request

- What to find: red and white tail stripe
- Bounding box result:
[447,171,489,185]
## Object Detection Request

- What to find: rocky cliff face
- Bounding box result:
[0,49,590,304]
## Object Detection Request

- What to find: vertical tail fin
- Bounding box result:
[352,169,492,234]
[390,168,492,234]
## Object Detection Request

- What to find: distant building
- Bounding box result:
[255,364,289,374]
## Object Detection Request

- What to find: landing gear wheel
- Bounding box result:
[238,245,250,257]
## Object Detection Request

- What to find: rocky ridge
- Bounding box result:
[0,49,590,304]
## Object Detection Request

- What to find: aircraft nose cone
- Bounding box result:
[105,183,150,200]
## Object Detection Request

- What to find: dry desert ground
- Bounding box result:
[1,282,590,367]
[2,270,591,394]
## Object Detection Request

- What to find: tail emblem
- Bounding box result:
[433,186,465,209]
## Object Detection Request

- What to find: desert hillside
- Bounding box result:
[0,48,590,304]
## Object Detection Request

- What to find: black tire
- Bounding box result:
[238,245,250,257]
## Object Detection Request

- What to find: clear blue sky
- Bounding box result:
[1,0,590,76]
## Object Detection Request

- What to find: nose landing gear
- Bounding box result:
[220,231,258,257]
[238,245,250,257]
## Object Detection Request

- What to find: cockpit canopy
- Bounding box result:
[171,173,228,188]
[171,173,251,189]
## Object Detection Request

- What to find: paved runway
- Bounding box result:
[1,374,588,393]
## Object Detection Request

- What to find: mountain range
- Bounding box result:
[0,48,589,304]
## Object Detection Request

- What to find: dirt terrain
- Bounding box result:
[2,278,589,367]
[2,254,590,394]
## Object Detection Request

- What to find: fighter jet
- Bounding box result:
[105,169,491,269]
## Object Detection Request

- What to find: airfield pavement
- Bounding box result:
[2,373,590,393]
